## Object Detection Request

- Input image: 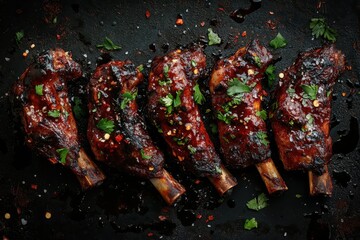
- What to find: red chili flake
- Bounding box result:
[200,21,205,27]
[241,31,247,37]
[176,18,184,26]
[217,7,225,12]
[206,215,214,223]
[196,214,202,219]
[346,65,352,71]
[194,179,201,184]
[147,232,154,237]
[31,184,38,190]
[266,20,277,30]
[158,215,167,221]
[115,134,123,143]
[49,158,58,164]
[145,10,151,19]
[56,34,61,40]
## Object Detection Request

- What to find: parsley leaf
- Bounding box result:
[265,65,276,87]
[301,84,318,100]
[160,94,174,114]
[137,64,144,72]
[227,78,252,97]
[256,110,267,120]
[35,84,43,96]
[254,55,261,68]
[97,37,122,51]
[191,60,197,67]
[120,90,137,109]
[217,111,234,124]
[208,28,221,45]
[73,97,86,119]
[210,123,218,134]
[193,83,205,105]
[140,149,151,160]
[256,131,269,146]
[173,91,182,108]
[269,32,287,49]
[310,18,337,42]
[15,30,24,44]
[96,118,115,134]
[48,110,61,118]
[56,148,69,165]
[187,145,197,154]
[246,193,269,211]
[244,218,258,230]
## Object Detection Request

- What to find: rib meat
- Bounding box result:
[270,45,345,196]
[12,49,105,189]
[147,46,237,195]
[209,40,287,194]
[87,60,185,205]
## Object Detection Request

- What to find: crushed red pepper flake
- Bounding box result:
[115,134,123,143]
[145,10,151,19]
[206,215,215,223]
[176,18,184,25]
[196,214,202,219]
[194,179,201,184]
[217,7,225,12]
[200,21,205,27]
[158,215,167,221]
[241,31,247,37]
[31,184,38,190]
[56,34,61,40]
[147,232,154,237]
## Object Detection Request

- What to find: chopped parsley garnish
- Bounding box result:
[310,18,337,42]
[295,194,302,198]
[256,131,269,146]
[163,64,170,76]
[256,110,267,120]
[187,145,197,154]
[97,37,121,51]
[73,97,85,119]
[217,111,234,124]
[120,90,137,109]
[227,78,252,97]
[265,65,276,87]
[48,110,61,118]
[191,60,197,67]
[244,218,258,230]
[56,148,69,165]
[306,113,314,125]
[246,193,269,211]
[53,17,58,24]
[160,91,182,114]
[287,88,296,97]
[193,83,205,105]
[173,137,189,146]
[15,30,24,44]
[173,91,182,108]
[327,90,332,97]
[289,120,294,126]
[96,118,115,134]
[207,28,221,45]
[35,84,43,96]
[254,55,261,68]
[140,149,151,160]
[301,84,318,100]
[159,64,172,86]
[137,64,144,72]
[269,32,287,49]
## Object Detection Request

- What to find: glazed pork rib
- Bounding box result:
[209,40,287,194]
[12,49,105,189]
[87,60,185,205]
[147,46,237,195]
[270,45,345,196]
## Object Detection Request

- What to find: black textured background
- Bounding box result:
[0,0,359,239]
